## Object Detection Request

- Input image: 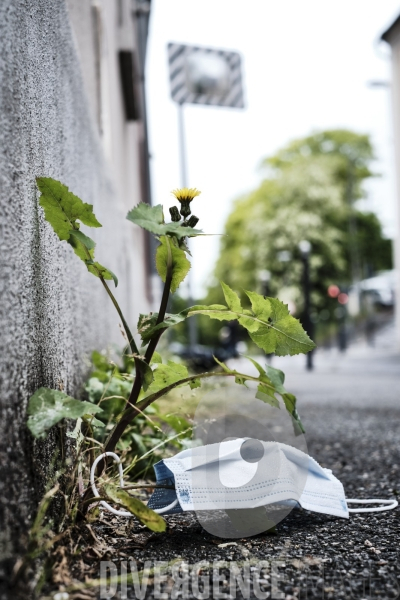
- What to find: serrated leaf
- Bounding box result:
[249,298,315,356]
[221,281,242,312]
[187,284,316,356]
[127,203,202,240]
[156,236,190,293]
[27,387,103,439]
[36,178,118,287]
[137,312,158,341]
[36,177,102,240]
[145,361,189,396]
[138,312,186,345]
[103,484,166,532]
[220,284,257,331]
[256,384,280,408]
[244,290,272,322]
[187,306,238,322]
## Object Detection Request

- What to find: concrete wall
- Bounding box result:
[0,0,149,570]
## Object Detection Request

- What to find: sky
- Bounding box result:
[146,0,400,298]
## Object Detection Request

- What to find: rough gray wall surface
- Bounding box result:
[0,0,142,576]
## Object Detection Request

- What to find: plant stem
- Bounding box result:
[103,368,274,462]
[91,237,174,480]
[78,236,138,356]
[99,277,139,356]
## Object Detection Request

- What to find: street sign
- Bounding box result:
[167,42,245,108]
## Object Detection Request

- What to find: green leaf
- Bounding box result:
[137,312,159,342]
[221,281,242,312]
[86,261,118,287]
[220,284,258,331]
[249,298,315,356]
[282,393,305,435]
[145,361,189,396]
[244,290,272,322]
[186,305,238,322]
[68,229,96,250]
[150,352,163,365]
[282,393,296,414]
[36,177,102,240]
[213,356,231,372]
[103,484,166,532]
[186,284,316,356]
[83,415,106,429]
[138,312,186,345]
[127,203,202,240]
[264,365,286,394]
[256,384,280,408]
[189,378,201,390]
[159,412,192,434]
[244,355,267,377]
[36,177,118,287]
[135,358,154,392]
[156,236,191,293]
[27,387,103,439]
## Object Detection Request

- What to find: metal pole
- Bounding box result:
[302,253,314,371]
[177,103,198,350]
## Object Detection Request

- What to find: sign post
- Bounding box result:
[167,43,245,350]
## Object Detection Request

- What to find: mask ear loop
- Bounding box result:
[90,452,178,516]
[347,498,398,513]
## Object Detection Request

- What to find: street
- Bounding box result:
[229,321,400,410]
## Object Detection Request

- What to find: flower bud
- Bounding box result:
[169,206,181,222]
[187,215,199,228]
[180,203,191,218]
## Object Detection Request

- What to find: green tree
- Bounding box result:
[207,130,392,331]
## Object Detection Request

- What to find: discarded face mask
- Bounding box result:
[91,443,397,538]
[146,439,397,532]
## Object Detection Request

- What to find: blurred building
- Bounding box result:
[0,0,152,571]
[381,15,400,351]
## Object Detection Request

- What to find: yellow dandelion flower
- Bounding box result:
[171,187,201,203]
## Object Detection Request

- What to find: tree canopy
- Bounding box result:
[207,130,392,321]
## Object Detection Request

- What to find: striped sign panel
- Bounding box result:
[167,42,245,108]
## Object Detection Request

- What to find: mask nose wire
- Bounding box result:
[346,498,398,513]
[90,452,178,517]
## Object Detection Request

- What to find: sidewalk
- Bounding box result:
[228,321,400,409]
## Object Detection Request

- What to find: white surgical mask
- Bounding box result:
[149,438,348,517]
[146,439,397,534]
[91,442,397,538]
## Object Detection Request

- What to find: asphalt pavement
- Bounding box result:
[77,324,400,600]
